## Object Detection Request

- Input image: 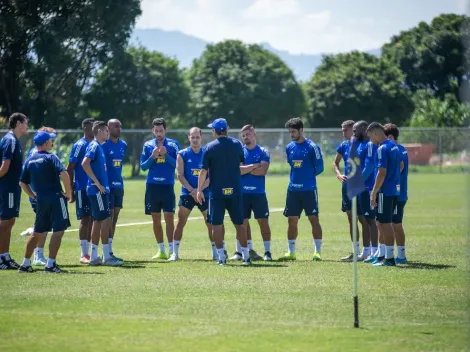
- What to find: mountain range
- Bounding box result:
[131,28,381,82]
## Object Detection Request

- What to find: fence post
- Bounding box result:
[438,129,443,174]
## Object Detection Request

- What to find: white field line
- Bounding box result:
[63,207,285,233]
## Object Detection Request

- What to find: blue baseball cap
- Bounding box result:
[207,118,228,132]
[33,131,56,146]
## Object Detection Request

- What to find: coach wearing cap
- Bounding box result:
[196,118,252,265]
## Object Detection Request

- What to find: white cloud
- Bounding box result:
[136,0,382,54]
[456,0,468,14]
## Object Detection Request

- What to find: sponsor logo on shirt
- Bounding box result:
[191,169,201,176]
[153,177,166,182]
[29,158,45,164]
[112,182,122,186]
[157,157,166,163]
[291,183,303,188]
[243,186,257,191]
[292,160,303,168]
[222,188,233,195]
[113,159,122,167]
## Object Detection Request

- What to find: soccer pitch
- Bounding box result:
[1,173,467,351]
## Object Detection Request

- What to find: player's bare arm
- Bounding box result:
[370,168,386,207]
[0,159,11,178]
[19,182,36,200]
[240,163,260,175]
[196,168,208,204]
[60,171,73,202]
[250,160,269,176]
[333,152,347,183]
[82,157,105,193]
[66,162,76,202]
[177,154,195,192]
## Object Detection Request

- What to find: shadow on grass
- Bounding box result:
[229,263,289,268]
[396,262,456,270]
[62,271,104,275]
[120,265,146,269]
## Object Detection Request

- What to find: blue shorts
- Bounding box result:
[283,190,319,218]
[242,193,269,219]
[30,197,37,214]
[341,186,351,212]
[357,190,375,219]
[75,189,92,220]
[0,186,21,220]
[376,193,397,224]
[208,196,244,226]
[110,188,124,209]
[179,194,208,212]
[88,192,111,221]
[145,184,175,214]
[392,200,406,224]
[34,195,71,233]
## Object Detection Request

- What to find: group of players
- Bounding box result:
[0,112,407,272]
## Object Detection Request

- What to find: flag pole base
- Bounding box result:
[354,295,359,328]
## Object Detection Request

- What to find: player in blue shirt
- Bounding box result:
[18,131,73,273]
[367,122,401,267]
[67,118,95,264]
[281,117,324,262]
[170,127,214,261]
[19,127,57,267]
[333,120,362,262]
[197,118,251,265]
[353,121,378,262]
[384,123,408,264]
[0,113,28,270]
[140,118,179,260]
[102,119,127,262]
[82,121,122,267]
[230,124,272,262]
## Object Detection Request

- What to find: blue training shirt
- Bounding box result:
[202,137,244,199]
[286,138,324,191]
[102,138,127,189]
[141,138,179,185]
[336,140,350,189]
[397,143,408,201]
[357,139,377,191]
[377,139,400,196]
[85,140,110,195]
[69,137,90,191]
[0,132,23,190]
[179,146,208,196]
[241,144,270,194]
[20,151,65,200]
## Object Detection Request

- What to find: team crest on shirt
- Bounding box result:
[191,169,201,176]
[347,157,360,177]
[157,157,165,163]
[113,159,122,167]
[292,160,303,168]
[222,188,233,195]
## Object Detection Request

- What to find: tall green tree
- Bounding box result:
[86,47,189,176]
[188,40,305,128]
[305,51,413,127]
[382,14,469,100]
[0,0,141,127]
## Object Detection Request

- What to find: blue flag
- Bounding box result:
[347,137,366,200]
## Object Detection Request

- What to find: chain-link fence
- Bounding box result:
[2,127,469,177]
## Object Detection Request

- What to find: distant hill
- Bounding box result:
[131,28,381,82]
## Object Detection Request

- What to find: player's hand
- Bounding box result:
[196,190,205,205]
[370,192,377,207]
[69,191,75,203]
[65,191,73,202]
[96,183,105,194]
[152,147,159,159]
[337,174,347,183]
[190,189,198,201]
[159,146,167,156]
[252,163,260,169]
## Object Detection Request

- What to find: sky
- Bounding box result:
[136,0,468,55]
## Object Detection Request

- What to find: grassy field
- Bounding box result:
[0,173,468,351]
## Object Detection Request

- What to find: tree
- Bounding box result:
[305,51,413,127]
[409,90,470,127]
[86,47,189,176]
[188,40,305,128]
[382,14,469,100]
[0,0,141,127]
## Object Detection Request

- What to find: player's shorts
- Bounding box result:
[88,192,111,221]
[392,200,407,224]
[0,185,21,220]
[283,189,319,218]
[34,195,71,233]
[109,188,124,209]
[75,189,92,220]
[243,193,269,219]
[357,190,376,219]
[341,186,351,212]
[208,196,243,226]
[178,194,208,212]
[29,197,37,214]
[376,193,397,224]
[145,184,175,214]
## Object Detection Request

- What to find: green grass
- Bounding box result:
[1,174,468,351]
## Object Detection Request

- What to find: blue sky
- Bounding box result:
[136,0,468,54]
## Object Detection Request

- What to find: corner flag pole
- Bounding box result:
[352,196,359,328]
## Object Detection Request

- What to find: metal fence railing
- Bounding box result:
[2,127,469,176]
